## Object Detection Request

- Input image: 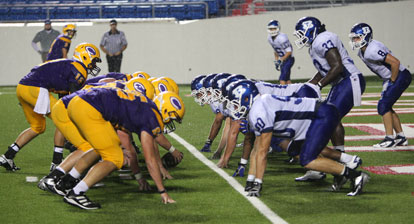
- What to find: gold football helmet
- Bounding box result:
[131,71,151,80]
[63,24,77,39]
[153,91,185,133]
[125,77,155,100]
[73,43,102,76]
[151,78,174,96]
[159,76,179,94]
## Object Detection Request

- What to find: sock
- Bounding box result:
[4,143,21,159]
[397,132,405,137]
[56,166,66,175]
[339,153,354,164]
[240,158,248,165]
[254,178,263,184]
[52,146,64,164]
[386,135,394,139]
[73,180,89,195]
[334,145,344,152]
[247,175,255,182]
[68,168,81,179]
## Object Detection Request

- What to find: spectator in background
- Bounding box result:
[100,19,128,73]
[31,20,60,62]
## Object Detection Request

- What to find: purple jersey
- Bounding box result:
[85,72,129,84]
[19,59,88,94]
[47,34,71,60]
[77,87,162,137]
[61,81,125,108]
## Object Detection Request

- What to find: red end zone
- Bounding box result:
[362,164,414,175]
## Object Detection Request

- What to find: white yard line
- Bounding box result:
[345,145,414,152]
[169,132,288,224]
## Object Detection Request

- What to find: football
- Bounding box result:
[161,152,183,168]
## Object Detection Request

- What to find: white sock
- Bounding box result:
[334,145,344,152]
[73,180,89,195]
[68,168,81,179]
[54,146,64,153]
[397,132,405,137]
[56,166,66,174]
[254,178,263,184]
[240,158,248,165]
[10,143,20,152]
[339,153,354,163]
[247,175,255,182]
[386,135,394,139]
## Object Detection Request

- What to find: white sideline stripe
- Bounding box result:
[169,132,288,224]
[345,145,414,152]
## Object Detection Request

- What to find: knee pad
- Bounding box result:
[31,123,46,134]
[377,102,390,116]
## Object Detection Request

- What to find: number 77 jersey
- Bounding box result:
[248,94,317,140]
[310,31,360,80]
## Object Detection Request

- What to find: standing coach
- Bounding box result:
[100,19,128,72]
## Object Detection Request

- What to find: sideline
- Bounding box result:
[169,132,288,224]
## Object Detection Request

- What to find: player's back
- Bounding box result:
[47,34,71,60]
[19,59,87,94]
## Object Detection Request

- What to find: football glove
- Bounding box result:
[239,119,249,134]
[274,60,282,71]
[232,163,246,177]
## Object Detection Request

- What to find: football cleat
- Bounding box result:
[63,190,101,210]
[200,143,211,152]
[53,175,79,196]
[247,182,262,197]
[331,175,348,191]
[347,172,370,196]
[0,155,20,171]
[38,176,51,191]
[245,180,254,192]
[50,162,59,172]
[345,155,362,169]
[373,137,397,148]
[395,135,408,146]
[232,163,246,177]
[295,170,326,182]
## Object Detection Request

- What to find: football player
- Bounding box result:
[267,20,295,85]
[57,88,184,209]
[349,23,412,147]
[47,24,77,61]
[227,81,369,197]
[293,16,366,153]
[0,43,101,172]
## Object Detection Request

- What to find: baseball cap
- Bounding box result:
[44,19,51,25]
[110,19,117,25]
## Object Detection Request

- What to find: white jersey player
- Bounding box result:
[267,20,295,84]
[350,23,412,147]
[294,16,366,153]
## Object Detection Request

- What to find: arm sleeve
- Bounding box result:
[121,32,128,46]
[100,34,106,47]
[31,42,40,52]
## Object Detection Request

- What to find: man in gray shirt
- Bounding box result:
[100,19,128,72]
[31,20,60,62]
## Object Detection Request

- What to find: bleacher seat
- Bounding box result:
[12,0,28,5]
[112,0,129,3]
[170,4,186,20]
[204,0,218,15]
[55,6,72,19]
[61,0,80,3]
[103,5,118,18]
[87,6,100,18]
[25,6,43,20]
[154,4,169,18]
[79,0,95,3]
[9,7,25,20]
[73,6,87,18]
[136,5,151,18]
[96,0,111,3]
[119,5,135,18]
[44,0,61,4]
[0,7,9,21]
[42,6,56,19]
[187,4,205,19]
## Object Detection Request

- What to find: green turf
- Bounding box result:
[1,79,414,223]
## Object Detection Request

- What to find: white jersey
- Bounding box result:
[248,94,317,140]
[310,31,361,80]
[255,81,303,96]
[357,40,406,81]
[209,101,229,117]
[268,33,293,57]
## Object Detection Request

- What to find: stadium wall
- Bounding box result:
[0,1,413,85]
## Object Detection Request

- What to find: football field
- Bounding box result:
[1,77,414,224]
